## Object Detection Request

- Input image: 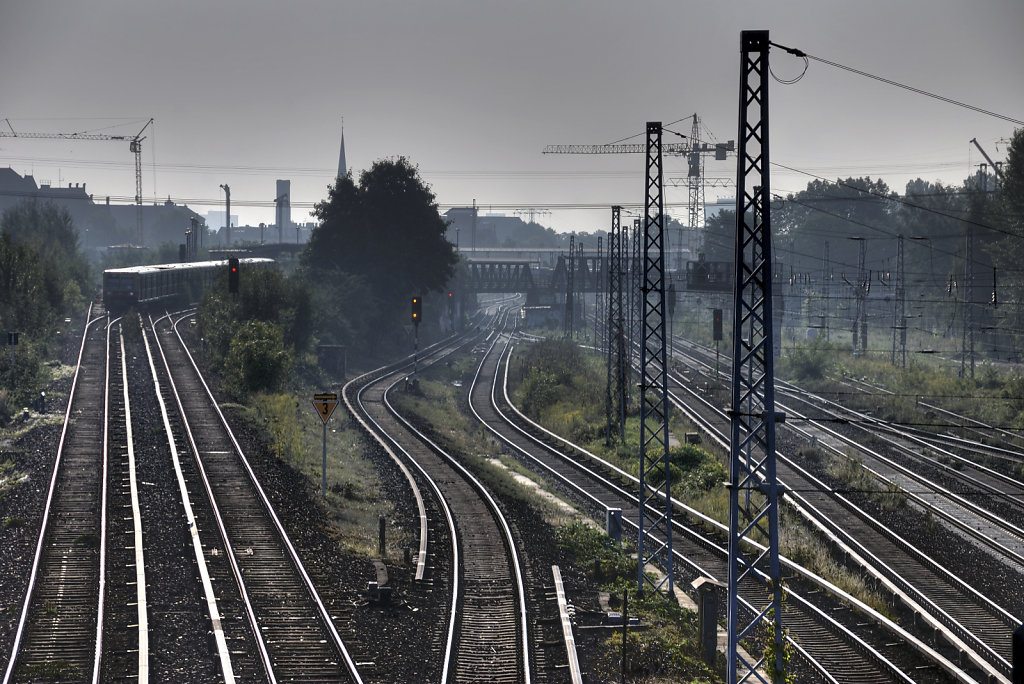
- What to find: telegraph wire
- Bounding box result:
[773,162,1020,239]
[768,41,1024,127]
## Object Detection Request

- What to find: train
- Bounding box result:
[103,258,275,312]
[685,258,732,292]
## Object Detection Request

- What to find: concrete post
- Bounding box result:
[692,577,724,665]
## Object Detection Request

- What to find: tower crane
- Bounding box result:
[969,137,1004,181]
[544,114,734,244]
[1,118,154,244]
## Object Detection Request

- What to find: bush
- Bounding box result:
[782,336,835,381]
[224,321,292,397]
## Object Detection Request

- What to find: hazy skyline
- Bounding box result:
[1,1,1021,236]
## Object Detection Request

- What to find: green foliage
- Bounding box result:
[197,268,315,395]
[302,157,457,357]
[0,201,93,404]
[759,610,795,684]
[512,339,604,442]
[781,335,835,382]
[223,321,292,396]
[556,520,634,578]
[253,392,304,462]
[669,444,728,495]
[558,523,722,682]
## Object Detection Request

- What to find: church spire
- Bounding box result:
[337,119,347,180]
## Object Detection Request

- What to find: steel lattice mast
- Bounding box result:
[577,240,585,338]
[893,235,907,367]
[595,235,605,345]
[727,30,783,684]
[606,207,627,444]
[629,217,642,403]
[636,122,673,595]
[565,234,576,337]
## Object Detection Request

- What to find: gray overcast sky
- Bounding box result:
[1,0,1022,234]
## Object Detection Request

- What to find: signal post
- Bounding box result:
[311,392,339,498]
[411,296,421,375]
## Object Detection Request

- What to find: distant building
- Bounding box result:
[337,123,347,180]
[0,168,203,251]
[204,210,239,234]
[276,179,291,243]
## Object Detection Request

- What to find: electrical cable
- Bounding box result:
[768,41,1024,127]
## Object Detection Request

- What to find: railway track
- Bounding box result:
[348,315,531,683]
[468,330,969,683]
[150,312,364,683]
[4,307,108,683]
[664,334,1021,681]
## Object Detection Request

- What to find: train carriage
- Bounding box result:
[103,258,275,312]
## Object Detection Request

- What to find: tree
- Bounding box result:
[988,128,1024,353]
[304,158,457,301]
[302,157,457,356]
[1,200,91,309]
[224,320,291,396]
[999,128,1024,231]
[196,267,318,386]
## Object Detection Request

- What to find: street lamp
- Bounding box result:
[219,184,231,247]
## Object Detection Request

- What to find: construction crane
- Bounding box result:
[1,118,154,244]
[969,137,1004,181]
[544,114,734,249]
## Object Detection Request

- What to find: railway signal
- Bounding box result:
[712,308,723,341]
[7,331,17,371]
[228,257,239,294]
[411,296,422,324]
[411,296,422,374]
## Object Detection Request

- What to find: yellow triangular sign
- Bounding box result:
[312,393,339,424]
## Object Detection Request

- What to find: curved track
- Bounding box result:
[666,334,1019,681]
[471,328,991,683]
[348,314,531,683]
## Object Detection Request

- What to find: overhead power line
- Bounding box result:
[769,41,1024,127]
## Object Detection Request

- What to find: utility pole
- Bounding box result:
[565,234,576,337]
[636,121,673,596]
[630,217,641,376]
[728,31,783,684]
[850,238,867,356]
[961,218,975,378]
[822,241,830,342]
[471,198,478,252]
[577,240,585,339]
[595,235,604,345]
[606,207,627,445]
[893,235,907,367]
[220,184,231,247]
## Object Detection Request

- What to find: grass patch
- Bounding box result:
[557,521,724,683]
[17,661,80,679]
[238,391,399,558]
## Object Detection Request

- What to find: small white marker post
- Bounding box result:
[311,392,339,498]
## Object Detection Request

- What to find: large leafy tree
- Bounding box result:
[305,157,456,298]
[0,201,92,411]
[989,128,1024,353]
[302,157,457,354]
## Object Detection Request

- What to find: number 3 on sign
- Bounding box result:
[312,393,338,424]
